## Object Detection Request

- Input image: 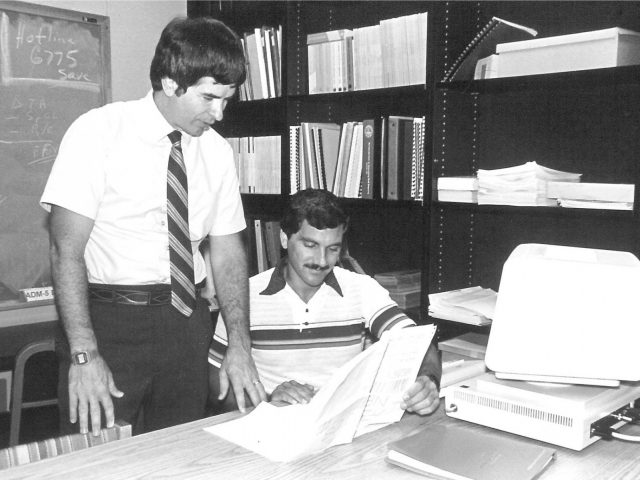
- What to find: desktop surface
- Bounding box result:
[3,403,640,479]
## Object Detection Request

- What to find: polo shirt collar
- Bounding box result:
[260,257,343,297]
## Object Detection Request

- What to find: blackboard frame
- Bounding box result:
[0,1,110,322]
[1,1,111,102]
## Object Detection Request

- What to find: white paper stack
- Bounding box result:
[477,161,581,206]
[428,286,497,326]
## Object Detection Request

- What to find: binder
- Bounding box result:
[442,17,537,82]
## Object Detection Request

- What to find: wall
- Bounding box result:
[31,0,187,101]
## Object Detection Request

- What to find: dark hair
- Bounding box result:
[281,189,349,237]
[150,17,246,92]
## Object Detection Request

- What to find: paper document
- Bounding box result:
[428,286,497,326]
[205,324,436,462]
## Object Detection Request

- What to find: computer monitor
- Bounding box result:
[485,243,640,387]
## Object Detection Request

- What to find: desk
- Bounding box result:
[3,404,640,479]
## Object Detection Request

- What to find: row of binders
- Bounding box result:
[290,116,425,201]
[437,161,635,210]
[239,25,282,100]
[228,136,281,194]
[307,11,428,94]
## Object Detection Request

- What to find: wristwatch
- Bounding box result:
[71,350,96,366]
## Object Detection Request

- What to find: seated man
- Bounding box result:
[208,188,441,414]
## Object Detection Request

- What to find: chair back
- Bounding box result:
[0,420,131,470]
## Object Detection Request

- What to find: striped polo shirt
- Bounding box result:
[208,260,415,394]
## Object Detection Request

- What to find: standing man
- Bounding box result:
[209,189,441,414]
[41,17,266,436]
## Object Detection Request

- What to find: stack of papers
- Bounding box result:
[478,161,581,206]
[428,286,497,326]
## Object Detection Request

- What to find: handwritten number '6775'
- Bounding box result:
[30,46,78,68]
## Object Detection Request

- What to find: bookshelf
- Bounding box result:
[432,1,640,338]
[188,1,640,334]
[188,1,438,290]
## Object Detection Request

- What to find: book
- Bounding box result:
[388,285,421,309]
[386,115,414,200]
[442,17,537,82]
[546,181,635,203]
[557,199,633,210]
[253,28,269,97]
[438,332,489,360]
[309,123,341,192]
[386,424,556,480]
[359,118,377,199]
[244,31,265,99]
[343,122,364,198]
[437,176,478,191]
[374,269,421,289]
[438,190,478,203]
[495,27,640,78]
[263,220,281,268]
[206,325,437,462]
[289,126,300,193]
[254,219,268,273]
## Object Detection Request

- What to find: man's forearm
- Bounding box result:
[418,343,442,388]
[209,233,251,349]
[51,247,97,352]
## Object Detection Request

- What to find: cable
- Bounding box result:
[611,432,640,443]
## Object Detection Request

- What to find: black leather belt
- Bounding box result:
[88,283,204,306]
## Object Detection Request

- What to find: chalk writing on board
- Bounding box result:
[0,4,108,301]
[0,10,102,91]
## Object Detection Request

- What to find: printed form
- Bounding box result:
[205,324,436,462]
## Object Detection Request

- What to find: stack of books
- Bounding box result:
[546,181,635,211]
[240,26,282,100]
[375,269,421,310]
[428,286,497,326]
[307,11,428,94]
[477,161,581,206]
[227,135,281,194]
[436,176,478,203]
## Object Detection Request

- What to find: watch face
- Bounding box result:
[74,352,89,365]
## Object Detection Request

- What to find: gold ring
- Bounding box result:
[252,380,261,385]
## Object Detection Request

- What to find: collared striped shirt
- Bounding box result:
[208,262,415,394]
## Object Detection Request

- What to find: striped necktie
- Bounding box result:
[167,130,196,317]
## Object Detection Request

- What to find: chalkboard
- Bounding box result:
[0,1,110,303]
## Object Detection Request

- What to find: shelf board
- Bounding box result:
[436,65,640,94]
[431,201,636,218]
[287,84,428,102]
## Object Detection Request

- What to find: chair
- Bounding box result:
[9,338,58,447]
[0,421,131,470]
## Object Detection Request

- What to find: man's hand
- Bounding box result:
[270,380,316,405]
[218,343,267,412]
[400,375,439,415]
[68,355,123,435]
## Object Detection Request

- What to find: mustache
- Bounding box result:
[304,263,330,271]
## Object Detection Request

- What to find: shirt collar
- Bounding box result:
[140,90,186,143]
[260,257,343,297]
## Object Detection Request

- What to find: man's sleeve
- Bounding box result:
[40,110,106,219]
